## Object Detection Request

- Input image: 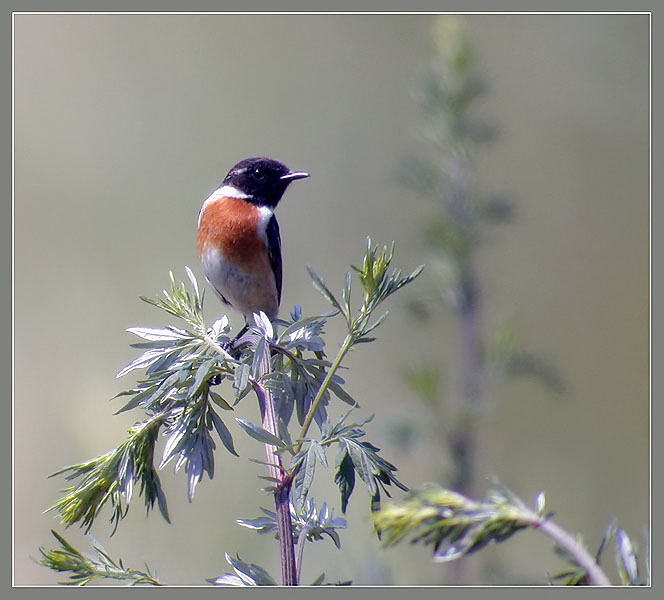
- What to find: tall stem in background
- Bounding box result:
[448,262,483,585]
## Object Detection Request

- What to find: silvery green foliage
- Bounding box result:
[44,240,422,586]
[49,269,350,530]
[207,551,351,587]
[228,496,349,584]
[38,530,162,586]
[291,412,408,514]
[49,270,240,531]
[237,498,347,548]
[207,553,277,587]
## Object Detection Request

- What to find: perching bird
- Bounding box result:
[197,157,309,334]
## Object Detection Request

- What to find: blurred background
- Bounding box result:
[14,14,649,585]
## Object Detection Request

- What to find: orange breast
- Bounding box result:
[197,196,265,266]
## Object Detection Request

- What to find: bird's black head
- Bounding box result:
[222,157,309,208]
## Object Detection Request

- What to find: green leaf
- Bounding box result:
[307,265,343,314]
[113,385,158,414]
[326,379,357,407]
[279,314,329,343]
[208,410,238,456]
[235,418,285,448]
[208,553,277,586]
[311,439,328,467]
[185,266,200,300]
[346,440,378,496]
[342,271,352,318]
[192,358,216,395]
[300,443,317,503]
[277,417,293,448]
[233,363,251,397]
[334,451,355,513]
[126,326,187,342]
[362,310,389,335]
[616,528,639,585]
[251,336,266,380]
[209,391,233,411]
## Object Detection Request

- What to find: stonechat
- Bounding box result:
[197,157,309,330]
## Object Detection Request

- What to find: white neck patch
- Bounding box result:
[213,185,250,200]
[256,205,274,243]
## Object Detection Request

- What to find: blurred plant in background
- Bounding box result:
[372,481,650,586]
[396,16,565,584]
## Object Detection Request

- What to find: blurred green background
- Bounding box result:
[14,14,649,585]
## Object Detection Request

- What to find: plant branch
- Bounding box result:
[533,516,612,586]
[297,333,354,446]
[38,530,164,586]
[374,483,614,586]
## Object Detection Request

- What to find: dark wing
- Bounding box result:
[266,214,283,306]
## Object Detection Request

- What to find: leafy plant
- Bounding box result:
[40,239,422,586]
[38,530,163,586]
[373,481,650,586]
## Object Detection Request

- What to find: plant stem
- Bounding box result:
[297,333,354,447]
[532,516,612,586]
[253,339,298,586]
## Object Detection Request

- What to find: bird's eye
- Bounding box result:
[253,167,266,181]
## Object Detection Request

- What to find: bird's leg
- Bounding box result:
[225,323,251,355]
[208,323,252,386]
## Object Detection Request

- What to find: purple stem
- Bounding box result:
[253,340,297,586]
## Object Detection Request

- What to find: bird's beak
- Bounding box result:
[280,170,310,181]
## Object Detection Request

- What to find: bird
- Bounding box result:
[197,157,309,339]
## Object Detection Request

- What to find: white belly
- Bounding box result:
[201,248,278,322]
